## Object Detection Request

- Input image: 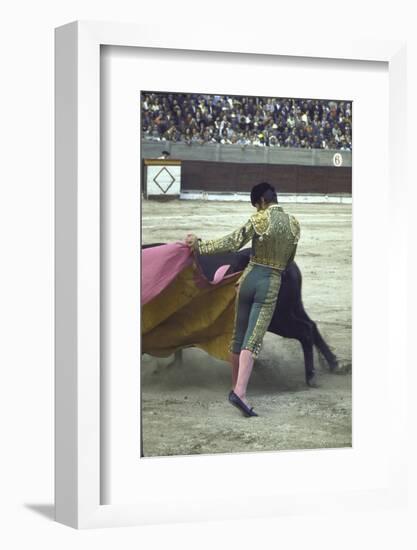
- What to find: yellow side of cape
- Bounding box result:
[142,264,240,362]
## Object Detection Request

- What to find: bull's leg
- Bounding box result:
[301,342,316,385]
[174,349,183,366]
[230,352,240,388]
[269,318,317,387]
[311,323,339,371]
[167,349,183,367]
[295,320,318,387]
[294,304,339,371]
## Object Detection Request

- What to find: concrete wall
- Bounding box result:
[142,141,352,168]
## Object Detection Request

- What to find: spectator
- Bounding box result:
[157,150,170,160]
[141,92,352,150]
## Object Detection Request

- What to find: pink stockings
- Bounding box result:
[229,349,255,405]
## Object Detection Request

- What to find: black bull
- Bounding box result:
[142,244,338,385]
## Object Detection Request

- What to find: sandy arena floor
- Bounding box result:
[141,200,352,457]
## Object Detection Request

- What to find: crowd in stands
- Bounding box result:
[141,92,352,150]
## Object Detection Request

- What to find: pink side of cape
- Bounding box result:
[142,242,193,305]
[142,242,234,305]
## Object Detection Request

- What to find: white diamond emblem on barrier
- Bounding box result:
[153,167,176,194]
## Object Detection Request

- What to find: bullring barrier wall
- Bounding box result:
[142,141,352,168]
[142,142,352,196]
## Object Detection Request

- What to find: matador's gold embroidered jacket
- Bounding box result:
[197,205,300,270]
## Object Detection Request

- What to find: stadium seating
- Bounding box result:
[141,93,352,151]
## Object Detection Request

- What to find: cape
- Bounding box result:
[142,242,241,361]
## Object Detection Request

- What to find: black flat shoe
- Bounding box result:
[228,390,258,417]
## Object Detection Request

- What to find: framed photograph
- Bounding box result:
[55,21,408,528]
[139,88,352,460]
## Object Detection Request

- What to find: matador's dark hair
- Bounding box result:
[250,182,278,207]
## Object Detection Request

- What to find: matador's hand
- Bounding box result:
[185,233,198,249]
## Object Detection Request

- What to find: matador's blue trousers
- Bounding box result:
[230,263,282,358]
